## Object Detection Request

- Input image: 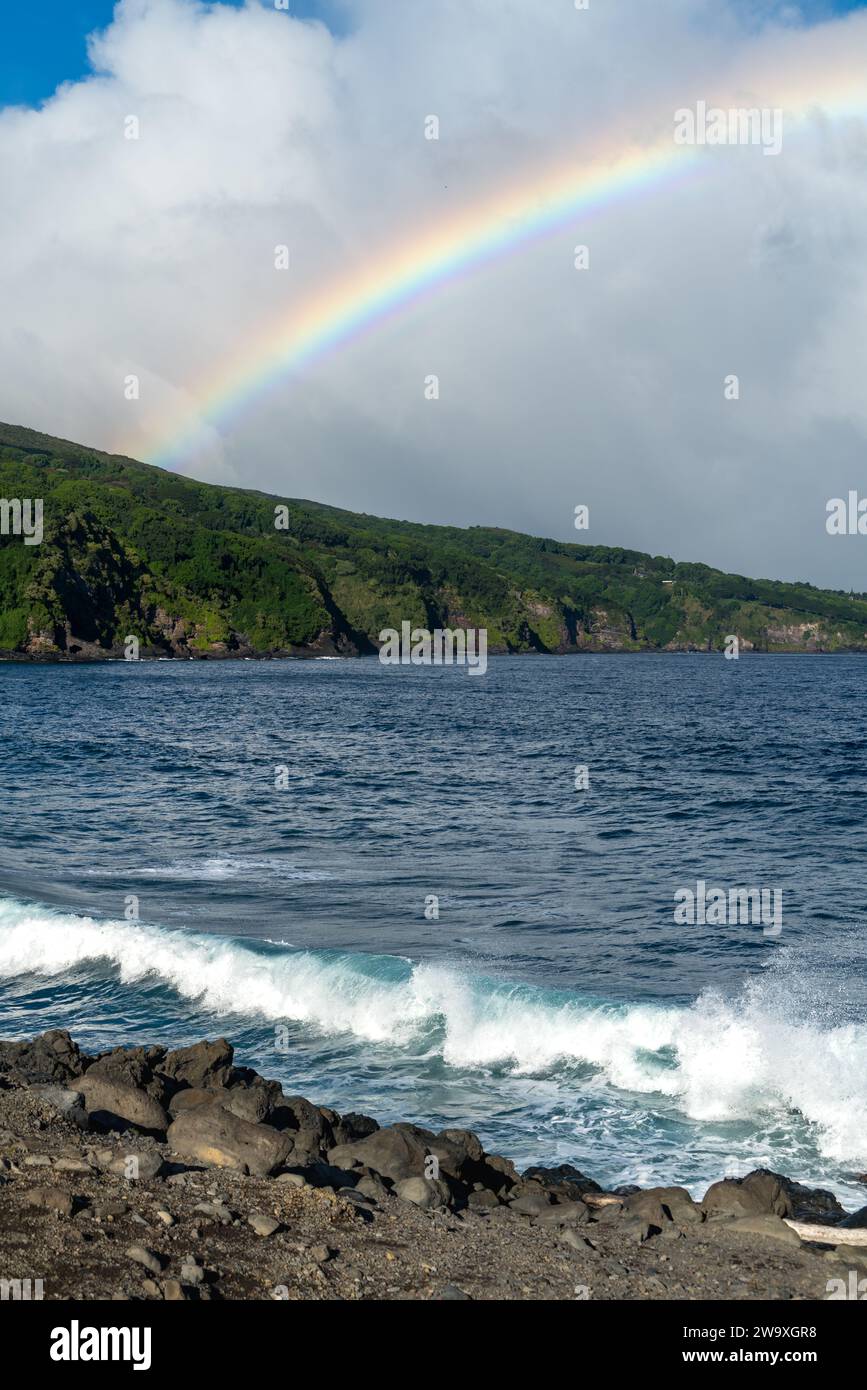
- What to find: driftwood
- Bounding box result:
[785,1220,867,1246]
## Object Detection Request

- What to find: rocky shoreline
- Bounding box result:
[1,1029,865,1302]
[0,650,858,663]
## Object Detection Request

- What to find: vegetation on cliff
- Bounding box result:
[0,421,865,657]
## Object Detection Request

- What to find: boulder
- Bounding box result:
[29,1084,88,1129]
[588,1197,625,1221]
[621,1218,658,1244]
[701,1169,836,1222]
[327,1125,432,1183]
[703,1171,791,1220]
[105,1149,166,1182]
[393,1176,451,1210]
[270,1095,334,1162]
[625,1186,701,1226]
[838,1206,867,1230]
[439,1142,518,1194]
[509,1191,554,1217]
[168,1088,223,1116]
[167,1106,293,1177]
[424,1133,469,1182]
[330,1112,380,1147]
[354,1171,390,1204]
[86,1046,169,1105]
[523,1164,603,1199]
[23,1185,74,1217]
[784,1177,846,1225]
[309,1160,361,1189]
[478,1152,519,1193]
[219,1083,278,1126]
[0,1029,90,1084]
[160,1039,235,1091]
[727,1215,802,1247]
[739,1170,795,1217]
[440,1129,485,1166]
[168,1079,279,1126]
[467,1189,500,1211]
[534,1200,590,1227]
[78,1075,169,1136]
[702,1178,761,1219]
[426,1129,488,1183]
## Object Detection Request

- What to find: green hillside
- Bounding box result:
[0,420,864,658]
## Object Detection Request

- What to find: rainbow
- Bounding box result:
[142,43,867,468]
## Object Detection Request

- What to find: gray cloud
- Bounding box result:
[1,0,866,588]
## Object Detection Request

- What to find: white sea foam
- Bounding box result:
[86,857,332,882]
[0,898,864,1162]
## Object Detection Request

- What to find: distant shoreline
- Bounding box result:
[1,648,864,665]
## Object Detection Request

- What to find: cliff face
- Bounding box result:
[1,420,866,659]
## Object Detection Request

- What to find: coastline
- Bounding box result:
[1,1030,864,1302]
[0,649,863,664]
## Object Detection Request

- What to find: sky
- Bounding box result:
[0,1,337,107]
[2,0,864,107]
[1,0,867,589]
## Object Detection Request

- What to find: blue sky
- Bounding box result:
[2,0,866,108]
[1,0,866,107]
[0,0,336,108]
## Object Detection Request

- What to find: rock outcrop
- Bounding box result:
[1,1030,865,1302]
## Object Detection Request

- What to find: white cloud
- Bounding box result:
[1,0,867,586]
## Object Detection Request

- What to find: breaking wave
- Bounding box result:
[0,896,864,1163]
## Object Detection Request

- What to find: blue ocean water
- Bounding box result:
[1,654,866,1203]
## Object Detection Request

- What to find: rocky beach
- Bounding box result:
[0,1029,865,1303]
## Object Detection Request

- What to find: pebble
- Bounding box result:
[94,1202,129,1220]
[23,1186,74,1217]
[194,1200,233,1223]
[248,1213,281,1237]
[180,1259,205,1286]
[125,1245,165,1275]
[559,1228,596,1253]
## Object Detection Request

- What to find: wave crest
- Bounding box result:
[0,898,864,1162]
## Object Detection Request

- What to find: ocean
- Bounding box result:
[1,653,865,1205]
